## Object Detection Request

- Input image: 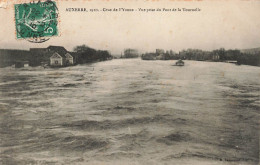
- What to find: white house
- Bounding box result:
[64,53,74,65]
[50,52,73,66]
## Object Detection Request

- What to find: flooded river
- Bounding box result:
[0,59,259,165]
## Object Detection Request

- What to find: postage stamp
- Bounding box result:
[14,0,59,43]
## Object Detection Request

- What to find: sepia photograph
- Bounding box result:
[0,0,259,164]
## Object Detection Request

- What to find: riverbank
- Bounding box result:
[141,48,260,67]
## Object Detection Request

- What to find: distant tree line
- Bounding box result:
[237,53,260,66]
[141,48,260,66]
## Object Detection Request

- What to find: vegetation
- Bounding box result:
[237,53,260,66]
[73,45,112,64]
[142,48,260,66]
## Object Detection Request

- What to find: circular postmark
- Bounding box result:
[15,0,59,43]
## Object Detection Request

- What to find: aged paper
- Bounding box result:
[0,0,259,164]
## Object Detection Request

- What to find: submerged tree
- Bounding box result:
[73,45,111,63]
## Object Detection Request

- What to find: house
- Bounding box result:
[14,61,29,68]
[47,46,67,54]
[141,53,156,60]
[0,49,30,67]
[212,54,220,61]
[50,52,74,66]
[48,46,74,66]
[0,46,75,68]
[30,46,74,66]
[24,61,29,67]
[123,49,139,58]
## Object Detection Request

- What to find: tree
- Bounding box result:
[73,45,97,63]
[73,45,111,63]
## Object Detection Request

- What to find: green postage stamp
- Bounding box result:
[14,0,59,43]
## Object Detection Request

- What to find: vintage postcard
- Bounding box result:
[0,0,259,164]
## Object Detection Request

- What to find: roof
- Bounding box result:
[50,52,72,58]
[47,46,67,55]
[176,59,184,64]
[30,48,48,51]
[14,60,29,64]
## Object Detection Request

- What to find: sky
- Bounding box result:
[0,0,260,55]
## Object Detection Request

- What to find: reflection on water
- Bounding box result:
[0,59,259,165]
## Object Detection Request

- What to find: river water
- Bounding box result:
[0,59,259,165]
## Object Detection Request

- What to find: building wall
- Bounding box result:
[29,48,52,66]
[64,58,73,65]
[50,57,63,66]
[124,49,138,58]
[64,53,74,65]
[212,54,220,60]
[66,58,73,64]
[0,49,31,67]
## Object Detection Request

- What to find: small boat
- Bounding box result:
[175,59,184,66]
